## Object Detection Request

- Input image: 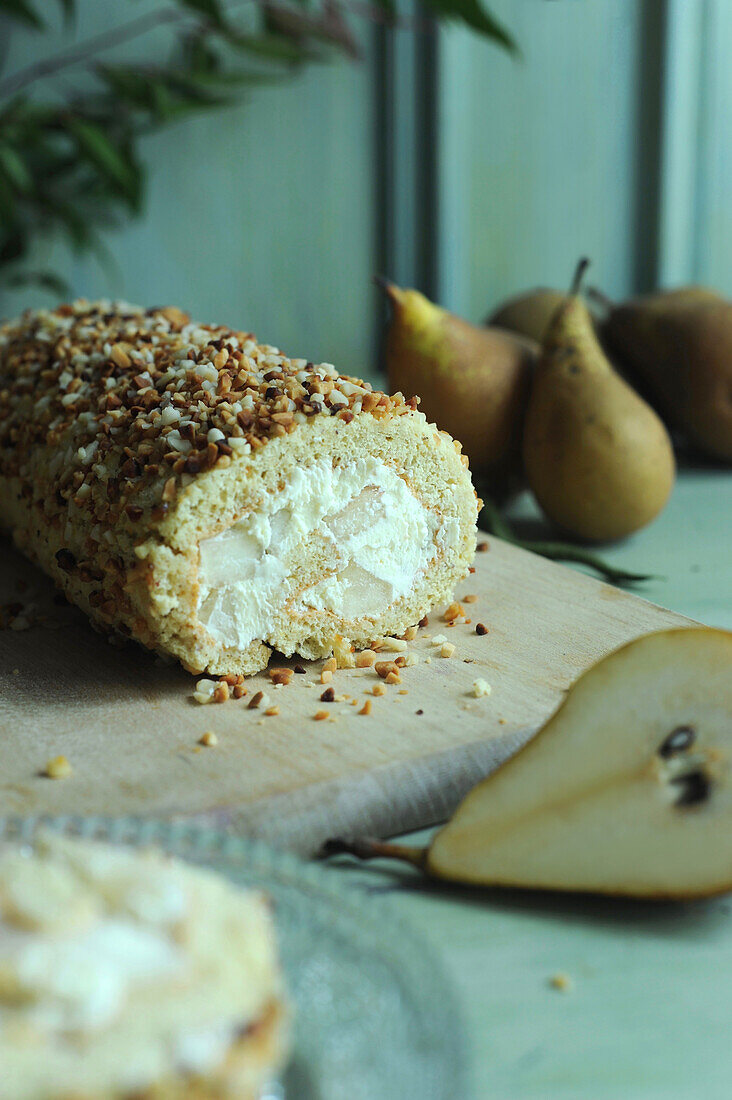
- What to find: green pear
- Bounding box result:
[381,281,537,495]
[599,286,732,462]
[522,260,675,541]
[487,287,567,344]
[326,627,732,899]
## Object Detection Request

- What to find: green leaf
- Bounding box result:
[0,143,32,193]
[420,0,517,52]
[65,117,142,210]
[0,0,44,30]
[477,497,654,587]
[178,0,227,27]
[2,269,70,295]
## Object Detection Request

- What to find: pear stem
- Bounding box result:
[322,836,429,871]
[570,257,591,297]
[373,273,392,295]
[478,496,656,587]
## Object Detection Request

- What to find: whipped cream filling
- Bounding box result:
[197,456,443,648]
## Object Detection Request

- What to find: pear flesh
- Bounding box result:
[382,282,537,496]
[523,275,675,541]
[428,628,732,898]
[601,287,732,462]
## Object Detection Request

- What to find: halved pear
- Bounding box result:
[327,628,732,899]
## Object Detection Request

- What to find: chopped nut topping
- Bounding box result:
[199,730,218,746]
[232,684,247,699]
[443,602,464,623]
[418,615,429,628]
[477,541,489,552]
[313,709,329,721]
[356,650,376,668]
[320,687,335,703]
[385,670,401,684]
[463,594,477,604]
[358,700,372,716]
[476,623,488,636]
[402,626,418,641]
[320,669,333,685]
[372,683,387,697]
[375,660,399,680]
[322,657,337,675]
[45,755,72,779]
[431,634,448,646]
[381,637,407,652]
[472,678,491,698]
[264,706,280,716]
[440,642,456,658]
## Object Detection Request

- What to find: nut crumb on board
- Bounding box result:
[199,731,218,747]
[472,678,491,698]
[44,755,72,779]
[549,973,573,992]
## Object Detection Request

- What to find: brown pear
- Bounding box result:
[523,261,676,542]
[381,281,537,495]
[600,287,732,462]
[488,287,567,344]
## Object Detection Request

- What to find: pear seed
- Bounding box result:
[659,725,696,759]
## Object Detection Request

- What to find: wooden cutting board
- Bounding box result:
[0,535,692,855]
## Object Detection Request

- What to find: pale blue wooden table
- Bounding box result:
[325,466,732,1100]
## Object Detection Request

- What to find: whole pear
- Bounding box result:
[382,281,537,494]
[600,286,732,462]
[488,287,567,344]
[523,261,676,541]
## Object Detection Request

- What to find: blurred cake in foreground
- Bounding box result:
[0,832,289,1100]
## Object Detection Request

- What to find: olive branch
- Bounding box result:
[0,0,517,294]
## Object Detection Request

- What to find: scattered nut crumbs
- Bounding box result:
[232,684,247,699]
[403,626,418,641]
[268,667,293,686]
[477,541,489,552]
[320,687,335,703]
[385,671,401,684]
[358,700,372,716]
[443,602,464,623]
[248,690,270,710]
[356,650,376,668]
[333,635,356,668]
[476,623,488,636]
[45,755,72,779]
[313,710,329,721]
[322,657,337,675]
[294,664,306,674]
[472,678,491,698]
[416,709,424,716]
[402,653,419,667]
[199,731,218,747]
[431,634,448,646]
[212,682,229,703]
[463,594,477,604]
[440,642,456,658]
[264,706,279,717]
[381,637,407,652]
[375,660,399,680]
[419,615,429,628]
[320,669,333,685]
[372,683,387,697]
[468,566,476,574]
[549,973,573,992]
[398,689,409,695]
